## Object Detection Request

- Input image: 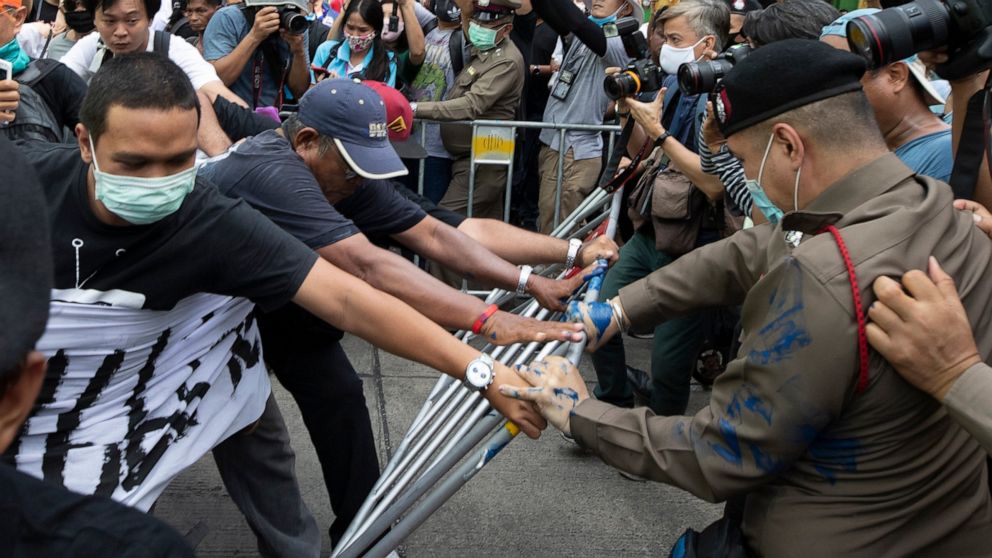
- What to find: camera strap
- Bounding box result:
[948,73,992,200]
[242,6,289,108]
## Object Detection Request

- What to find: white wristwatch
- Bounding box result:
[565,238,582,269]
[463,353,495,392]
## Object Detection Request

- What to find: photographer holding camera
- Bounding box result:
[534,0,641,234]
[203,0,310,109]
[588,0,733,424]
[820,9,953,183]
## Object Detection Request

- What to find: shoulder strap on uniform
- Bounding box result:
[449,29,464,75]
[15,59,60,87]
[153,30,172,55]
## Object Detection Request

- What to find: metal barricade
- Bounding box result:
[411,118,622,229]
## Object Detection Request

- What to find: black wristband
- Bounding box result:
[654,130,672,148]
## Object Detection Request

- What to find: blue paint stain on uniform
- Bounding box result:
[725,385,773,426]
[800,425,861,485]
[709,419,743,467]
[747,442,784,474]
[748,258,812,366]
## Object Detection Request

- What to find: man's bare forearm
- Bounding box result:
[293,258,478,377]
[318,236,488,330]
[455,218,569,265]
[210,35,262,86]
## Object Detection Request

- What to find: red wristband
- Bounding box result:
[471,304,499,335]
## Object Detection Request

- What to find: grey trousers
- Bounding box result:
[212,393,322,558]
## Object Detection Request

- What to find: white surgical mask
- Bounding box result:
[659,37,706,75]
[89,138,196,225]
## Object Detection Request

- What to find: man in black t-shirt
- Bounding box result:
[0,136,196,558]
[10,53,550,558]
[199,78,612,545]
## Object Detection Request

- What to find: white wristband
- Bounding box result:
[565,238,582,269]
[516,265,533,295]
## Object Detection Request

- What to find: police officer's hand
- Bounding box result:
[0,79,19,125]
[626,86,667,141]
[866,257,982,401]
[485,362,549,439]
[577,235,618,268]
[566,300,619,353]
[499,356,590,435]
[954,199,992,239]
[479,310,584,345]
[249,6,281,43]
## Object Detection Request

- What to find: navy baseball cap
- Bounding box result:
[298,78,408,179]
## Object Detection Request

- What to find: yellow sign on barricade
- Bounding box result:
[471,125,515,165]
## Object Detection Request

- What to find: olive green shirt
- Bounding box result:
[414,38,524,157]
[573,154,992,557]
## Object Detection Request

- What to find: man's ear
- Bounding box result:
[76,124,93,164]
[0,352,46,454]
[13,5,27,27]
[888,61,911,95]
[773,123,805,171]
[293,127,320,155]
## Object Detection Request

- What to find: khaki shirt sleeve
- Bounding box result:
[944,362,992,454]
[617,225,773,333]
[573,257,854,502]
[415,58,521,122]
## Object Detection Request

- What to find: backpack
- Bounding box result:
[0,59,64,143]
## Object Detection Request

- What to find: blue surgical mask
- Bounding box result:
[744,133,785,225]
[0,37,30,75]
[588,5,622,26]
[89,138,196,225]
[468,21,500,51]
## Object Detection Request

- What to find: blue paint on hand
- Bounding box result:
[553,387,580,402]
[567,301,613,342]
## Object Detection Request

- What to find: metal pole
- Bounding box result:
[553,128,566,229]
[503,126,515,223]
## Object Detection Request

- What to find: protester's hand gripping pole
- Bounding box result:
[332,187,623,558]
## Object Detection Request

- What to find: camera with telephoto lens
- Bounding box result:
[277,5,308,35]
[845,0,992,81]
[677,43,752,96]
[603,16,664,100]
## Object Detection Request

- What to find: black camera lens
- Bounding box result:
[677,59,732,96]
[604,72,640,100]
[846,0,950,67]
[280,8,308,35]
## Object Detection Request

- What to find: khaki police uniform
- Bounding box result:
[414,0,524,220]
[573,155,992,556]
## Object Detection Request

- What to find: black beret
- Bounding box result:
[0,137,52,381]
[714,39,867,137]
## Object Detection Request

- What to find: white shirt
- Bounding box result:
[17,22,53,58]
[61,30,221,89]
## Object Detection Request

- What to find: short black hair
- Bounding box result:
[740,90,883,151]
[742,0,840,46]
[80,53,201,143]
[82,0,161,23]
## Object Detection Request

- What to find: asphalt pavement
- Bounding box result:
[154,333,722,557]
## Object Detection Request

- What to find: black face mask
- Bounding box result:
[64,10,95,34]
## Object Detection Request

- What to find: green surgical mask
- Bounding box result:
[468,21,501,51]
[89,138,197,225]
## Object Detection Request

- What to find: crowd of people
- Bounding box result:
[2,0,992,554]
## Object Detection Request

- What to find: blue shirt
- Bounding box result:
[894,128,953,183]
[203,6,309,108]
[311,39,397,87]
